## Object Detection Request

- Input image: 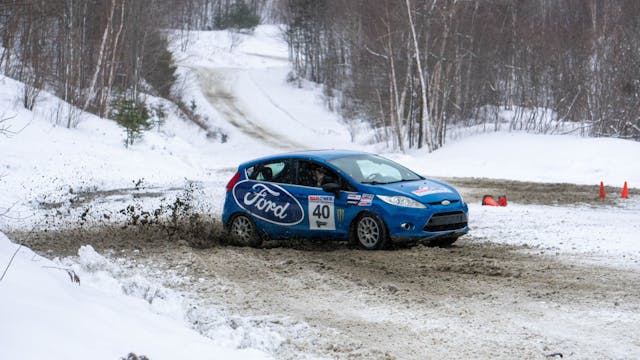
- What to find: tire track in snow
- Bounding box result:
[195,67,307,150]
[246,70,307,128]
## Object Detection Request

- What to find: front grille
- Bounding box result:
[424,211,467,232]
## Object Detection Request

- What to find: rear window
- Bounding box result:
[246,160,293,184]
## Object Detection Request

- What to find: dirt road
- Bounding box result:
[10,178,640,359]
[122,239,637,359]
[196,67,307,150]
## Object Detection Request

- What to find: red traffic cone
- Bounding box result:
[498,195,508,207]
[482,195,500,206]
[599,181,606,199]
[621,181,629,199]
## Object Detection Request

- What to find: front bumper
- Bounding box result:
[390,226,469,243]
[376,201,469,241]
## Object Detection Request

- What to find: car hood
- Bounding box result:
[371,179,461,203]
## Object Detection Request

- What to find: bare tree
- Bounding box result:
[405,0,432,151]
[281,0,640,147]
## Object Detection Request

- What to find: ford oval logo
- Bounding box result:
[441,200,451,206]
[232,181,304,225]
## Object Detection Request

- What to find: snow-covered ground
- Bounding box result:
[472,199,640,268]
[0,233,271,360]
[1,25,640,359]
[394,131,640,186]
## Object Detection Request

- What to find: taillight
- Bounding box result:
[226,172,241,191]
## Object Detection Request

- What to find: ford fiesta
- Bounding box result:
[222,150,469,249]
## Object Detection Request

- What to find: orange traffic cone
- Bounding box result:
[498,195,508,207]
[599,181,606,199]
[621,181,629,199]
[482,195,501,206]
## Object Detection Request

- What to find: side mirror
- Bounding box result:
[322,182,341,197]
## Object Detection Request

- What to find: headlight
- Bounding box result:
[377,195,426,208]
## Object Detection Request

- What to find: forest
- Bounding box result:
[282,0,640,150]
[0,0,267,128]
[1,0,639,150]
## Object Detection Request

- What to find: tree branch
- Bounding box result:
[0,219,43,282]
[0,114,16,137]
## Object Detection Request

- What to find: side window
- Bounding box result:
[246,160,294,184]
[296,160,353,190]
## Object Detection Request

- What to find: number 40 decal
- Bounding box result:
[308,195,335,230]
[313,204,331,219]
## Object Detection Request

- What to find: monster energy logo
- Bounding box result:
[336,208,344,223]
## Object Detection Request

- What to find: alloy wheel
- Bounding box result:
[357,216,380,247]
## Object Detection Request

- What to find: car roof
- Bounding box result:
[238,149,371,168]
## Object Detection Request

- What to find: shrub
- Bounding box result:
[112,99,152,148]
[142,32,177,99]
[152,104,167,131]
[217,2,260,30]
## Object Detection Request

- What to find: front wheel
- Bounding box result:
[353,213,389,250]
[228,214,262,247]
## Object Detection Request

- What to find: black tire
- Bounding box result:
[353,213,389,250]
[228,214,262,248]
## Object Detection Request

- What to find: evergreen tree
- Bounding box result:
[112,99,152,148]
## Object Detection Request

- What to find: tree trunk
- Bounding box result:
[405,0,433,151]
[103,0,127,117]
[83,0,116,112]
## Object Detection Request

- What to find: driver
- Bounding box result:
[312,165,327,187]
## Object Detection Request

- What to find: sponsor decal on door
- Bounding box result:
[232,180,304,225]
[358,193,374,206]
[308,195,335,230]
[336,208,345,224]
[346,193,362,205]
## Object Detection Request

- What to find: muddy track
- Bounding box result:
[8,177,640,359]
[15,230,640,359]
[196,68,306,150]
[440,177,633,206]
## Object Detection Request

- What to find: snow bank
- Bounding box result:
[0,232,271,360]
[470,200,640,268]
[394,132,640,187]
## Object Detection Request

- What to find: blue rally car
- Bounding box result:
[222,150,469,249]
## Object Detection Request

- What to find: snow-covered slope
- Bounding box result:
[170,25,371,151]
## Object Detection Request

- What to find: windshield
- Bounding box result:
[329,154,423,184]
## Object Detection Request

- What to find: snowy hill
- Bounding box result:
[170,25,372,151]
[1,25,640,360]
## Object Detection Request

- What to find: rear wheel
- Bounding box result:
[229,214,262,247]
[354,213,389,250]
